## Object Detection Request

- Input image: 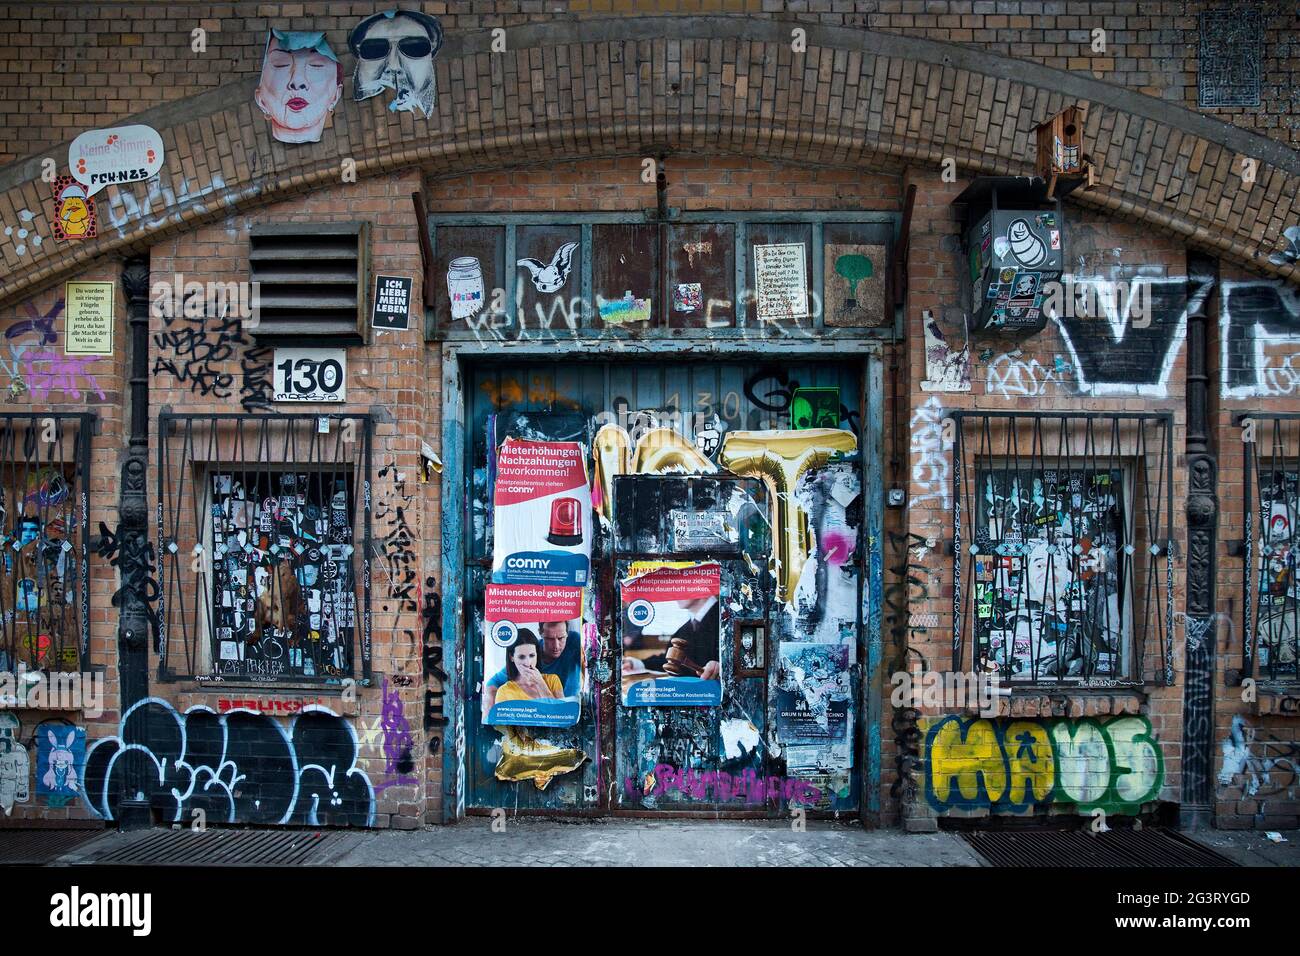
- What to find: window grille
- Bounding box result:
[157,413,373,684]
[0,414,92,675]
[1242,414,1300,683]
[951,411,1174,686]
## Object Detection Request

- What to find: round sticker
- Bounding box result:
[627,600,655,628]
[491,620,518,648]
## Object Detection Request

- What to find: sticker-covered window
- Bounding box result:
[206,470,357,681]
[1254,469,1298,679]
[972,467,1130,682]
[0,415,91,677]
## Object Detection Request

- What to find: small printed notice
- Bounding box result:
[752,243,809,321]
[63,281,114,355]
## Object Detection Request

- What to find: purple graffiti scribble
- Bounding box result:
[22,350,105,401]
[375,677,418,794]
[627,763,823,806]
[6,300,62,346]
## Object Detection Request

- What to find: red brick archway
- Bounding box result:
[1,16,1297,306]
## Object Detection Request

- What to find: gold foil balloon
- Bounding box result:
[631,427,717,475]
[718,428,858,603]
[493,726,590,790]
[593,423,631,522]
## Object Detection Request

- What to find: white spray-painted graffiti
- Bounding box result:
[1220,281,1300,399]
[909,397,950,512]
[1217,714,1300,800]
[984,352,1071,399]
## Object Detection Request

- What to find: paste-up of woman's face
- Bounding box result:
[254,38,341,144]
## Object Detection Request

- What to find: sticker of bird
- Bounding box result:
[517,242,579,293]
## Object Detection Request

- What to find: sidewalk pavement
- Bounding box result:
[331,819,986,867]
[49,820,1300,867]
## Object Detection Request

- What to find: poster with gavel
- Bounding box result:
[620,561,722,707]
[491,437,592,588]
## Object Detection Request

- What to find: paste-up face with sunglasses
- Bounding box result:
[348,10,444,119]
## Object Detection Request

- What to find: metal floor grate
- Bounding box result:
[961,827,1239,868]
[83,828,342,866]
[0,829,105,865]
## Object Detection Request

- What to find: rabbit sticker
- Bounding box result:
[37,727,84,808]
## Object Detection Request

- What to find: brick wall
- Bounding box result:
[0,262,125,824]
[897,167,1192,825]
[1211,261,1300,830]
[144,169,436,828]
[1,1,1294,166]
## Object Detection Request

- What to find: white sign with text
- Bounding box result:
[273,347,347,403]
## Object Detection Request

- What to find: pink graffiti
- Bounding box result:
[21,350,105,401]
[821,530,854,567]
[627,763,823,806]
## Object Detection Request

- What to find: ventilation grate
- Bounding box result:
[249,222,368,340]
[961,826,1238,868]
[0,828,104,865]
[83,828,342,867]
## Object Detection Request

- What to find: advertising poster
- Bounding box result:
[492,438,592,587]
[482,584,583,728]
[620,561,722,707]
[775,642,854,771]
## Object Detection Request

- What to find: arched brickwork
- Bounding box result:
[2,15,1298,306]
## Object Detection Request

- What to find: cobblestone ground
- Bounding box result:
[336,820,984,867]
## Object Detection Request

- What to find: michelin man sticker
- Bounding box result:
[1006,218,1048,268]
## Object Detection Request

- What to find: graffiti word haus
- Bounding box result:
[0,5,1297,833]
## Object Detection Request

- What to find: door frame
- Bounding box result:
[439,338,886,823]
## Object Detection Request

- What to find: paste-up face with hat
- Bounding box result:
[254,30,343,144]
[348,9,444,118]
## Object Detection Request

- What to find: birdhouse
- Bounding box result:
[1035,106,1096,198]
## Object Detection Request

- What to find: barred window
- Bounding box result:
[0,414,91,676]
[1244,415,1300,682]
[971,466,1132,682]
[158,414,373,684]
[953,412,1174,686]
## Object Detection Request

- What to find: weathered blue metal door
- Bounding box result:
[463,359,867,816]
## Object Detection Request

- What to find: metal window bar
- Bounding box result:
[0,413,92,674]
[157,413,373,684]
[951,411,1174,686]
[1242,414,1300,683]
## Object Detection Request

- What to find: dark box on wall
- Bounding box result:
[954,178,1063,338]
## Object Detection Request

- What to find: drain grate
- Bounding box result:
[84,828,341,866]
[0,829,105,865]
[961,827,1239,868]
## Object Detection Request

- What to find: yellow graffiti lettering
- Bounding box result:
[928,718,1007,806]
